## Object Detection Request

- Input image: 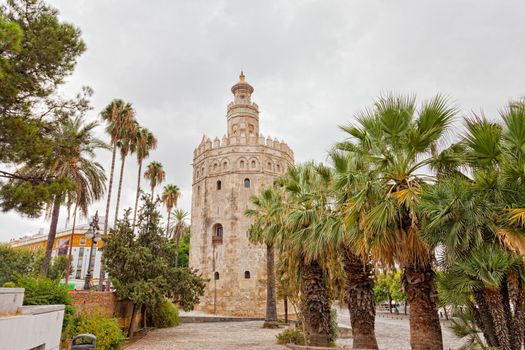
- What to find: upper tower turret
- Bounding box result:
[227,72,259,138]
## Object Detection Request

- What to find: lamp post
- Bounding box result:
[83,211,101,290]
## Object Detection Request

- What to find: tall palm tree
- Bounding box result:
[24,116,108,276]
[245,187,283,329]
[161,184,181,234]
[113,120,138,225]
[132,128,157,229]
[336,94,457,350]
[144,161,165,198]
[100,99,134,233]
[169,208,189,267]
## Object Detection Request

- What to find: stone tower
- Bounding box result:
[189,73,294,316]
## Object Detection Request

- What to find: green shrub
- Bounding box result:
[12,274,75,331]
[0,244,40,284]
[276,327,306,345]
[151,298,180,328]
[73,312,126,350]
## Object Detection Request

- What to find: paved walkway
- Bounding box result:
[125,321,285,350]
[126,313,465,350]
[337,309,465,349]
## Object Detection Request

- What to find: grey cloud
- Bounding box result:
[1,0,524,241]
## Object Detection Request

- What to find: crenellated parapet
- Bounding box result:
[193,133,294,160]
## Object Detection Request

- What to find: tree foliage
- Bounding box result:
[0,0,90,216]
[103,197,205,334]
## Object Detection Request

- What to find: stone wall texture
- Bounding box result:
[190,73,294,316]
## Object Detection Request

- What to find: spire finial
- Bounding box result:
[239,70,245,82]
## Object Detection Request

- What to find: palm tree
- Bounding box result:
[328,150,379,349]
[161,184,181,234]
[99,99,134,289]
[419,101,525,349]
[336,94,458,350]
[100,99,134,234]
[169,208,188,267]
[113,120,138,225]
[132,127,157,229]
[25,116,108,276]
[245,187,283,329]
[144,161,165,197]
[278,163,332,346]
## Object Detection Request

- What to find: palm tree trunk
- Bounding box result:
[473,289,499,347]
[514,288,525,350]
[402,263,443,350]
[342,246,378,349]
[500,279,518,349]
[65,203,78,286]
[301,258,330,347]
[165,210,171,237]
[485,288,512,350]
[41,195,61,276]
[99,143,117,289]
[114,155,126,226]
[263,243,278,328]
[132,160,143,231]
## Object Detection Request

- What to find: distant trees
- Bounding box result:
[144,161,165,197]
[161,184,181,234]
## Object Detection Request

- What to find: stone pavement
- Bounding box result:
[336,309,465,350]
[125,321,285,350]
[125,313,466,350]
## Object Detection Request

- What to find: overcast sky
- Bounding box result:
[1,0,524,242]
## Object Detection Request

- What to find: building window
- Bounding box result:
[214,224,223,237]
[80,237,85,245]
[213,163,218,171]
[244,178,251,188]
[217,180,222,190]
[223,161,228,170]
[251,160,256,168]
[214,272,220,280]
[244,271,251,279]
[240,160,245,169]
[276,164,281,173]
[267,162,272,170]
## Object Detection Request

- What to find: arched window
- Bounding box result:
[223,161,228,170]
[244,271,251,279]
[251,160,256,169]
[240,160,245,169]
[267,162,272,170]
[244,178,251,188]
[276,164,281,173]
[214,272,220,280]
[214,224,223,237]
[217,180,222,190]
[213,163,218,171]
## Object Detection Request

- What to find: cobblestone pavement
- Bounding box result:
[126,314,465,350]
[125,321,285,350]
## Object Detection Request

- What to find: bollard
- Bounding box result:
[71,334,96,350]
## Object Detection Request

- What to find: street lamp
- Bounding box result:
[83,211,101,290]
